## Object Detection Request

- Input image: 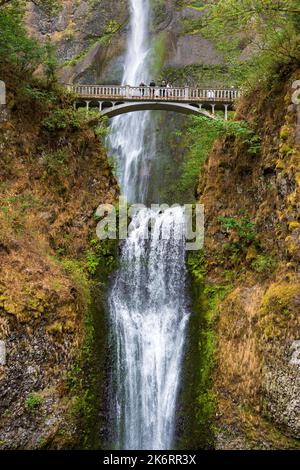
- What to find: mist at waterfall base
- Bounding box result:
[107,0,190,450]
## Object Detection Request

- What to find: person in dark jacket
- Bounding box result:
[160,79,167,97]
[139,81,146,96]
[149,80,156,97]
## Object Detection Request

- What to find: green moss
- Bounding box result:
[37,436,48,449]
[261,282,299,317]
[251,254,277,275]
[177,251,230,449]
[60,258,90,307]
[66,300,100,449]
[276,159,285,170]
[150,31,167,76]
[280,143,294,157]
[259,282,300,339]
[47,321,63,336]
[285,235,299,255]
[25,393,43,411]
[288,220,300,231]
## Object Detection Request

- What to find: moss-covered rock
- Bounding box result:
[0,72,118,449]
[195,67,300,447]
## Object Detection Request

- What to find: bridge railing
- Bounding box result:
[67,85,240,102]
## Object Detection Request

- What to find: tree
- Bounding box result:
[0,5,44,73]
[189,0,300,87]
[44,37,58,83]
[0,2,59,76]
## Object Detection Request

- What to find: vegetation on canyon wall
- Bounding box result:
[194,68,300,449]
[183,0,300,87]
[0,1,119,449]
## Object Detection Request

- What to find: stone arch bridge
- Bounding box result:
[68,85,240,121]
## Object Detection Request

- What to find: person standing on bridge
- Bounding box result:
[149,80,156,97]
[139,81,146,97]
[160,79,167,98]
[166,82,171,98]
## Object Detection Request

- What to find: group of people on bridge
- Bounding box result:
[136,80,218,100]
[139,79,172,98]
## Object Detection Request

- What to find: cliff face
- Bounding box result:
[196,70,300,449]
[0,73,118,449]
[26,0,224,85]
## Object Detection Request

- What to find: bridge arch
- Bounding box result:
[99,101,216,119]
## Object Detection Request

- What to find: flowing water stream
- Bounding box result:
[108,0,154,203]
[107,0,190,450]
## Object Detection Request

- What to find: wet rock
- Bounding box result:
[0,341,6,366]
[290,340,300,366]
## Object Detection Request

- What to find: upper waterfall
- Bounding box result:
[122,0,151,86]
[108,0,154,204]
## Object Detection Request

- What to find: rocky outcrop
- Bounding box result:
[26,0,129,84]
[162,5,224,69]
[26,1,224,85]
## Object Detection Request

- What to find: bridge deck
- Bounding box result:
[68,85,239,104]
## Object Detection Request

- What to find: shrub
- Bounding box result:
[22,85,57,104]
[25,393,43,411]
[86,239,117,276]
[251,255,277,274]
[42,109,81,132]
[44,149,69,177]
[219,216,258,248]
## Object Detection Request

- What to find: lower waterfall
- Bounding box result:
[108,208,190,449]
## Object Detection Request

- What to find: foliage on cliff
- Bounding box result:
[0,0,119,447]
[0,71,118,447]
[185,0,300,87]
[194,64,300,448]
[0,0,59,82]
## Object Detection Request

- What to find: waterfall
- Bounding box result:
[108,0,155,203]
[107,0,190,450]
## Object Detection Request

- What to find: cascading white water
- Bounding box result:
[109,208,189,449]
[107,0,190,450]
[108,0,155,203]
